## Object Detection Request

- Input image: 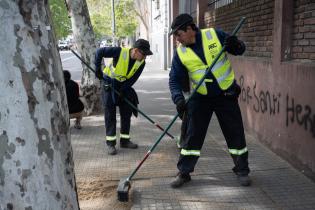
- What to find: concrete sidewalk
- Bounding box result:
[71,65,315,210]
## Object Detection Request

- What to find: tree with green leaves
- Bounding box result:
[87,0,138,41]
[49,0,71,40]
[115,0,138,38]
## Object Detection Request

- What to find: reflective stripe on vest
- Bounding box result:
[180,149,201,156]
[103,48,144,82]
[228,147,248,155]
[120,134,130,139]
[106,136,116,141]
[177,28,235,95]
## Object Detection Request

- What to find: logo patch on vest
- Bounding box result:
[208,43,217,50]
[208,43,219,56]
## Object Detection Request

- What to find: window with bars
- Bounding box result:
[209,0,234,9]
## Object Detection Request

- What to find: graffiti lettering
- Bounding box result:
[239,76,280,115]
[239,75,314,138]
[253,82,259,112]
[286,95,315,138]
[239,75,252,105]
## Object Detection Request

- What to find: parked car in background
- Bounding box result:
[58,40,70,51]
[100,40,107,47]
[100,40,112,48]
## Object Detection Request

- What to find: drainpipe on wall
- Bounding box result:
[163,0,168,70]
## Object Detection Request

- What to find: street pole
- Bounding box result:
[111,0,116,46]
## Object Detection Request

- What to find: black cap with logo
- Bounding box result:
[133,39,153,55]
[169,13,194,36]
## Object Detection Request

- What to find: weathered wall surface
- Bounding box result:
[231,56,315,177]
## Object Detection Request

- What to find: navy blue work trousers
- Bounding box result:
[102,85,133,146]
[178,95,250,176]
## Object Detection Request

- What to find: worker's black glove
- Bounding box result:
[224,35,238,48]
[176,98,186,120]
[224,35,240,55]
[95,67,103,80]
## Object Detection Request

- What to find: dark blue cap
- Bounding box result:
[134,39,153,55]
[169,13,194,36]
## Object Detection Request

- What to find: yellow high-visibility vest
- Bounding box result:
[177,28,234,95]
[103,48,144,82]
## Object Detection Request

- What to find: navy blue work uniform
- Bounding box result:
[169,29,250,176]
[95,47,145,146]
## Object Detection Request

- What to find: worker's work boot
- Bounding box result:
[237,174,251,186]
[170,173,191,188]
[107,145,117,155]
[120,139,138,149]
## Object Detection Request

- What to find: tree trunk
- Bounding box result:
[65,0,102,115]
[0,1,79,209]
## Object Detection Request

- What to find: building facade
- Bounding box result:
[138,0,171,69]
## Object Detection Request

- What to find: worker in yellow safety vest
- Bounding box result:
[95,39,153,155]
[168,14,250,188]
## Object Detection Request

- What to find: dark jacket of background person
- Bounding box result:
[64,71,84,114]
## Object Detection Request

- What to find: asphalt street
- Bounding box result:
[60,50,82,82]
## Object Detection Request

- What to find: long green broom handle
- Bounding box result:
[127,17,246,181]
[70,49,175,139]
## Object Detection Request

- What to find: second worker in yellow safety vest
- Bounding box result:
[95,39,153,155]
[169,14,251,188]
